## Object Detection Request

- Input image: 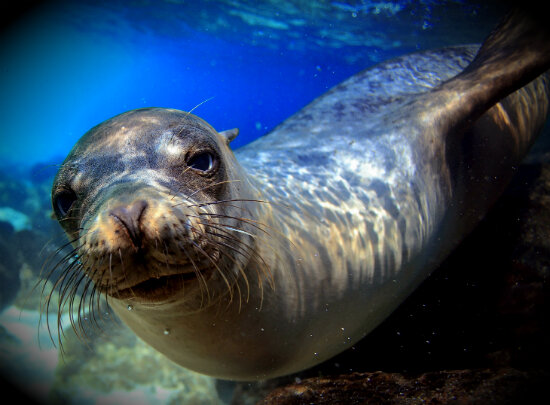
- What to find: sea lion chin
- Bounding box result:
[46,9,550,381]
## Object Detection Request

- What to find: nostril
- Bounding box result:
[109,200,148,249]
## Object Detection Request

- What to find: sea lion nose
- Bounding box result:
[109,199,148,249]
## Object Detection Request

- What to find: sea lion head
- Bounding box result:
[50,107,261,309]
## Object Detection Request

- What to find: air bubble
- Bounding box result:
[127,305,134,311]
[163,328,171,335]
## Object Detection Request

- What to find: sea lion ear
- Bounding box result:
[219,128,239,145]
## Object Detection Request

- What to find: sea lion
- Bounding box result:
[48,9,550,380]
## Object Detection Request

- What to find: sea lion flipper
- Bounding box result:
[219,128,239,145]
[429,7,550,131]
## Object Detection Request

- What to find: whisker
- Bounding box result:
[179,238,211,307]
[169,166,194,200]
[201,223,272,304]
[43,252,83,349]
[37,226,107,353]
[167,97,215,145]
[190,239,234,304]
[184,179,241,200]
[182,198,276,209]
[197,229,251,305]
[199,211,296,253]
[89,255,108,332]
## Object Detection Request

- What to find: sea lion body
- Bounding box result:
[50,12,550,380]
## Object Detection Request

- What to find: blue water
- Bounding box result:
[0,2,350,165]
[0,0,504,168]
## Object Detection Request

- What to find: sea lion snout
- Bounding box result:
[108,199,148,250]
[75,181,229,302]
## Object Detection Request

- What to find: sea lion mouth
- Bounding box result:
[98,255,214,302]
[89,248,220,302]
[111,271,199,301]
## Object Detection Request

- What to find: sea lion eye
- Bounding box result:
[53,189,77,218]
[188,152,215,172]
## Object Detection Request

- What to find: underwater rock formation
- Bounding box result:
[260,368,548,404]
[0,222,21,311]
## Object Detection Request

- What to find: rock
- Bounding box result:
[0,222,22,311]
[0,220,14,234]
[260,368,548,405]
[0,207,31,232]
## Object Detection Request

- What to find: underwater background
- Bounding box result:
[0,0,538,404]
